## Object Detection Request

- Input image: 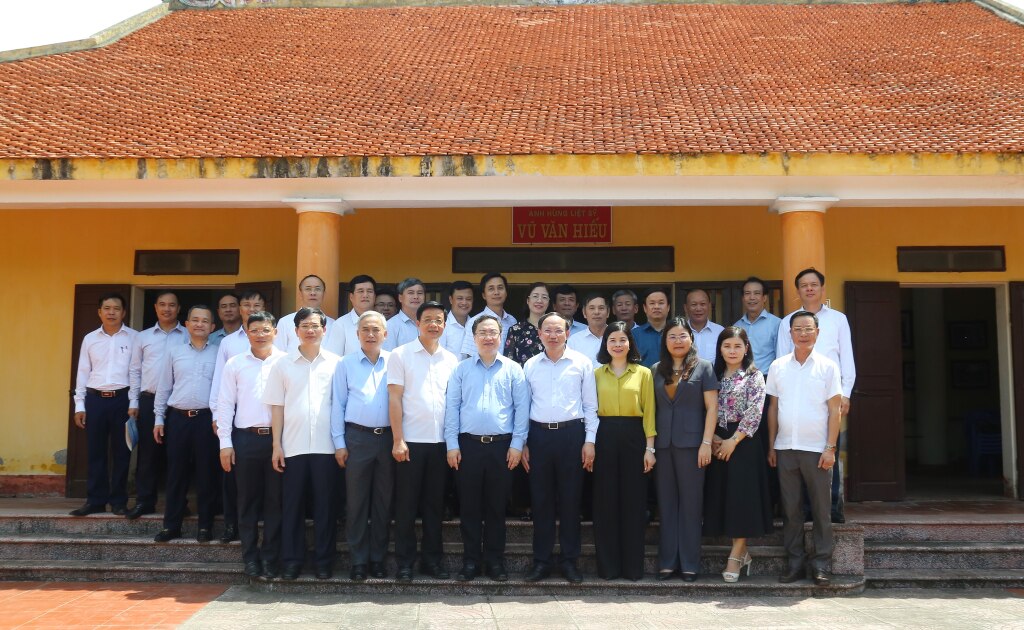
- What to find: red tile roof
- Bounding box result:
[0,2,1022,159]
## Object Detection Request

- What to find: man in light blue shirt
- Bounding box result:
[445,315,530,582]
[331,310,393,582]
[734,276,781,373]
[383,277,425,351]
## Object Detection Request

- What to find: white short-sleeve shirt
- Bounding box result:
[765,351,842,453]
[387,339,459,443]
[262,348,341,457]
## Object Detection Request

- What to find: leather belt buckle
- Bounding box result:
[100,391,117,398]
[546,422,560,430]
[372,427,386,435]
[480,435,494,444]
[185,410,200,418]
[254,427,271,436]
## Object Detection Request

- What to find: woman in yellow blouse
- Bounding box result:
[592,321,656,581]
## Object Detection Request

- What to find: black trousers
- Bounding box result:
[282,453,337,569]
[163,409,216,530]
[344,426,394,566]
[394,441,447,569]
[134,392,163,508]
[219,462,238,529]
[457,436,513,566]
[528,420,585,567]
[233,429,282,567]
[85,390,131,508]
[592,417,647,580]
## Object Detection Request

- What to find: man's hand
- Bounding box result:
[220,447,235,473]
[153,425,164,444]
[818,449,836,471]
[392,439,410,463]
[841,396,851,416]
[767,448,777,468]
[272,445,286,472]
[507,448,522,470]
[74,412,86,429]
[521,445,530,473]
[581,442,596,472]
[447,449,461,470]
[335,448,348,468]
[127,407,138,419]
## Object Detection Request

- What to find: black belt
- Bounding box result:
[140,391,155,399]
[237,426,272,435]
[531,418,582,430]
[87,387,128,398]
[460,433,512,444]
[171,407,211,418]
[346,422,391,435]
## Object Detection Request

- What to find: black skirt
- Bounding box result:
[702,421,774,538]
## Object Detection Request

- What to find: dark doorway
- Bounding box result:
[901,287,1004,498]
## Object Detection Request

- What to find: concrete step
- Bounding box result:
[0,559,864,596]
[865,568,1024,589]
[865,541,1024,570]
[858,520,1024,543]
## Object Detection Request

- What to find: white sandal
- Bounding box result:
[722,553,752,583]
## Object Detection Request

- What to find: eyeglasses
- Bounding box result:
[541,328,566,336]
[247,327,274,336]
[528,293,549,300]
[475,331,500,339]
[420,318,444,326]
[666,334,690,342]
[792,327,817,335]
[298,324,323,331]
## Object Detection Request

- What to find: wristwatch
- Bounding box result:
[824,443,837,451]
[646,447,656,454]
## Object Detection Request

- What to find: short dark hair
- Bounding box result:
[581,292,608,309]
[551,284,577,302]
[153,291,178,304]
[397,277,425,294]
[416,301,445,321]
[448,280,474,296]
[299,274,326,290]
[790,310,820,329]
[98,292,127,309]
[375,286,397,300]
[794,268,825,289]
[217,292,239,307]
[713,326,757,379]
[479,272,508,294]
[246,311,276,328]
[472,314,502,334]
[538,311,570,331]
[742,277,767,294]
[596,321,642,365]
[349,274,377,292]
[294,307,327,328]
[685,288,710,303]
[186,304,213,320]
[238,288,266,303]
[643,288,670,304]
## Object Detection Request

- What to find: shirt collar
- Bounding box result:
[246,347,283,361]
[151,322,186,335]
[446,311,466,327]
[481,306,512,322]
[474,354,502,369]
[742,310,768,324]
[359,350,386,367]
[599,363,637,376]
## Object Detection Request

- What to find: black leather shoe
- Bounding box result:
[260,564,280,581]
[421,562,450,579]
[656,570,675,581]
[457,564,479,582]
[562,563,583,584]
[369,562,387,579]
[350,564,368,581]
[681,572,698,583]
[486,563,508,582]
[244,561,262,578]
[220,525,238,543]
[125,504,154,520]
[110,505,128,516]
[196,528,212,543]
[315,566,333,580]
[812,567,831,586]
[831,513,846,524]
[524,563,551,582]
[281,564,302,581]
[779,567,805,583]
[153,528,181,543]
[69,503,106,517]
[396,566,413,583]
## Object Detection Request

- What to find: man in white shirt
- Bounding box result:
[266,307,341,581]
[216,311,286,580]
[126,291,186,520]
[566,293,609,367]
[152,305,218,544]
[374,287,398,320]
[388,301,459,583]
[439,280,474,356]
[209,293,241,346]
[461,272,517,359]
[334,274,377,356]
[552,284,588,336]
[685,288,724,361]
[275,274,342,354]
[521,312,599,584]
[383,277,426,351]
[766,311,842,587]
[775,268,856,523]
[71,293,137,517]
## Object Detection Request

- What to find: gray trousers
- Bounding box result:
[777,449,833,572]
[655,446,704,573]
[344,427,395,566]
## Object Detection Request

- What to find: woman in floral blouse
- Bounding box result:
[703,326,773,583]
[503,282,549,365]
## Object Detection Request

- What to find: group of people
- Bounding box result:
[72,268,854,586]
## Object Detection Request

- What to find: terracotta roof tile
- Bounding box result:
[0,2,1022,159]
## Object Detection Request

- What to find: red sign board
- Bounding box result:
[512,206,612,244]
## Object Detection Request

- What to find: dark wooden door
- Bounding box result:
[1011,282,1024,500]
[845,281,905,501]
[66,284,132,498]
[234,281,282,319]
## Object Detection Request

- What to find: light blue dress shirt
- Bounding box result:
[735,309,782,374]
[330,349,391,449]
[383,310,419,351]
[155,339,218,425]
[443,354,530,451]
